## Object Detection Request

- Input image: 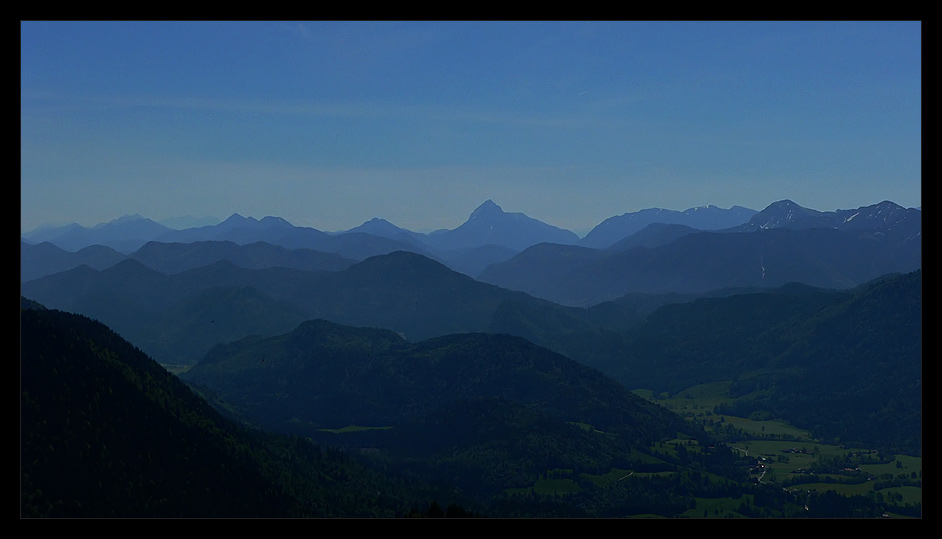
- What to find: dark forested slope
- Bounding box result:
[183,320,696,446]
[20,304,415,517]
[181,319,706,506]
[607,271,922,454]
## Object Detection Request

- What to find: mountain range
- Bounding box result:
[579,204,759,248]
[22,250,588,365]
[22,199,921,364]
[21,267,920,516]
[23,199,919,286]
[480,200,921,306]
[20,196,922,517]
[21,199,584,256]
[22,200,587,278]
[733,199,920,233]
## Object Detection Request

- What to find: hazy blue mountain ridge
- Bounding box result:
[422,199,580,252]
[21,214,174,254]
[480,200,921,307]
[732,200,920,234]
[579,205,758,249]
[21,241,126,283]
[605,223,701,252]
[128,240,356,275]
[20,258,336,364]
[433,243,520,278]
[167,215,438,262]
[21,200,921,367]
[20,200,578,268]
[24,199,916,283]
[333,217,431,246]
[23,250,601,364]
[157,214,221,229]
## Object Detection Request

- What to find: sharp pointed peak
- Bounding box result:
[470,199,503,219]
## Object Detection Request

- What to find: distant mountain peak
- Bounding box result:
[349,217,394,230]
[735,200,919,234]
[259,216,292,227]
[113,213,147,222]
[92,214,149,229]
[470,200,503,219]
[221,213,250,224]
[423,200,578,252]
[874,200,903,211]
[339,217,420,243]
[747,200,824,230]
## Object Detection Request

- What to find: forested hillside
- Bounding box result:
[606,271,922,455]
[20,304,417,517]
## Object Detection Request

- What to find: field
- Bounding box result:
[636,381,922,512]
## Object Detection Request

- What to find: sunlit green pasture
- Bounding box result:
[861,453,922,477]
[719,414,812,440]
[638,381,922,509]
[636,382,814,441]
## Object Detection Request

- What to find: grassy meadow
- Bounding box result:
[636,381,922,513]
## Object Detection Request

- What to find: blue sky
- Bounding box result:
[21,21,921,236]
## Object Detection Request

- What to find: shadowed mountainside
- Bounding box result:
[604,271,922,455]
[20,304,416,517]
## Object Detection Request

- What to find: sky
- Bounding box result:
[21,21,921,236]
